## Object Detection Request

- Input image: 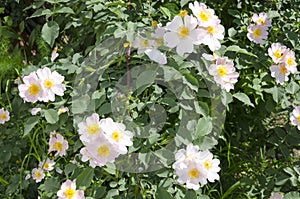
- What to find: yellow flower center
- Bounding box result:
[199,10,210,22]
[98,145,110,158]
[179,10,188,17]
[280,65,288,74]
[29,84,40,96]
[217,65,228,77]
[65,188,76,199]
[87,124,100,135]
[44,163,50,169]
[152,20,158,27]
[54,141,63,151]
[207,26,215,34]
[0,114,7,120]
[35,171,41,179]
[178,27,189,38]
[257,18,266,25]
[287,57,295,66]
[44,79,53,88]
[204,160,212,169]
[188,168,200,179]
[274,50,283,59]
[112,131,121,141]
[141,39,149,48]
[58,109,66,115]
[297,116,300,123]
[253,28,262,38]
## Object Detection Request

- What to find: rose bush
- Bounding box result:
[0,0,300,198]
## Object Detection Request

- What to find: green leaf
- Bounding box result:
[42,21,60,47]
[267,10,280,18]
[23,116,40,136]
[184,190,196,199]
[159,6,171,19]
[71,95,90,114]
[226,45,257,57]
[284,191,300,199]
[233,93,254,107]
[54,7,74,14]
[44,178,60,192]
[180,0,190,7]
[136,70,156,88]
[29,9,52,18]
[155,187,173,199]
[44,109,59,124]
[286,81,300,94]
[228,27,237,37]
[45,0,70,3]
[196,117,212,138]
[76,167,94,188]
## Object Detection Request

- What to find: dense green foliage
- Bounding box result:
[0,0,300,198]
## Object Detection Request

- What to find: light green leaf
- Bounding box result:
[226,45,257,57]
[196,117,212,138]
[284,191,300,199]
[180,0,190,7]
[159,6,171,19]
[42,21,60,47]
[267,10,280,18]
[54,7,74,14]
[44,109,59,124]
[71,95,90,114]
[233,93,254,107]
[23,116,40,137]
[29,9,52,18]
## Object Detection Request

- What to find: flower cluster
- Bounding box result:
[247,12,271,44]
[57,179,84,199]
[172,143,220,190]
[268,43,298,84]
[30,158,55,183]
[132,1,225,64]
[0,108,10,124]
[207,55,239,92]
[78,113,133,167]
[18,67,66,103]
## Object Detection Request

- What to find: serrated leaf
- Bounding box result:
[23,116,40,137]
[233,93,254,107]
[44,109,59,124]
[226,45,257,57]
[42,21,59,47]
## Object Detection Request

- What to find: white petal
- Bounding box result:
[145,49,167,65]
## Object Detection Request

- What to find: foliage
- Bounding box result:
[0,0,300,198]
